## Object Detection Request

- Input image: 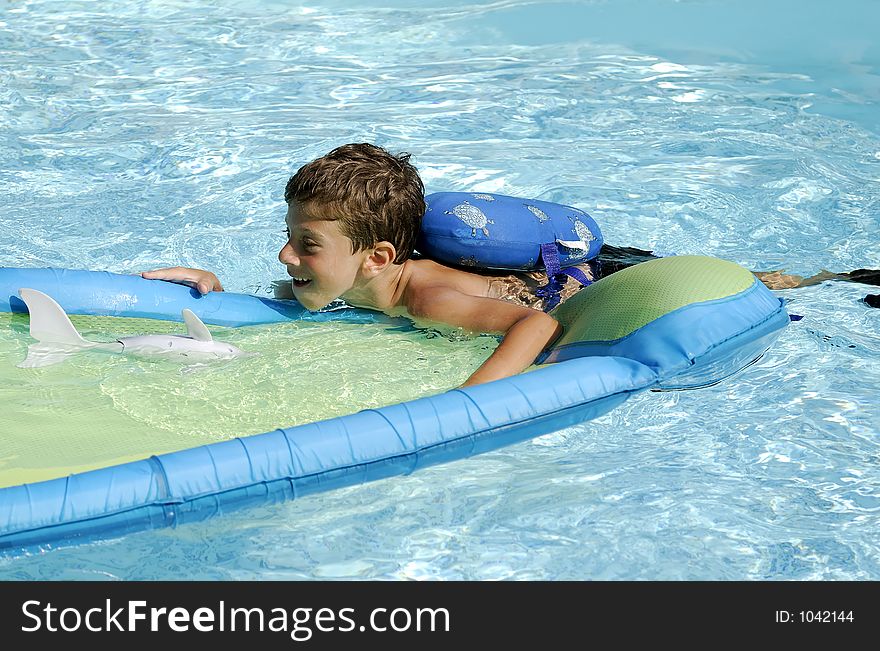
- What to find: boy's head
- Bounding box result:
[284,143,425,263]
[280,143,425,309]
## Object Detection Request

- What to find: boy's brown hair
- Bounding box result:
[284,143,425,264]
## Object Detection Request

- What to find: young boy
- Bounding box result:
[142,143,878,386]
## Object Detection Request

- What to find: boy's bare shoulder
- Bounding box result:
[400,259,545,335]
[403,259,490,306]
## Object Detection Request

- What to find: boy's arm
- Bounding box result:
[139,267,223,295]
[407,286,563,387]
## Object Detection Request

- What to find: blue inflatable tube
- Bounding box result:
[0,263,787,552]
[0,355,655,550]
[0,267,302,324]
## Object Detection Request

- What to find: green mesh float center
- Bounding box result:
[550,255,757,345]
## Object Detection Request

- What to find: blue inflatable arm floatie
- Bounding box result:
[416,192,604,271]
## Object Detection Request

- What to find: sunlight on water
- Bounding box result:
[1,0,878,579]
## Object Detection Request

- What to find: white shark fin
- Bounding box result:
[19,288,91,346]
[182,309,213,342]
[17,288,122,368]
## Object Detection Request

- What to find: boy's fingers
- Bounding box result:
[141,268,194,282]
[139,268,222,293]
[197,280,223,294]
[140,268,180,279]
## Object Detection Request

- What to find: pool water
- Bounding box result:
[0,312,493,487]
[1,0,879,579]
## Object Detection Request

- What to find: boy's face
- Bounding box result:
[278,201,367,310]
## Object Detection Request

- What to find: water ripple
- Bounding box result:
[1,0,879,580]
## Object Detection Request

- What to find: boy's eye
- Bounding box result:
[282,228,317,251]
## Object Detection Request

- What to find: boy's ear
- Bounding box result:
[363,241,397,274]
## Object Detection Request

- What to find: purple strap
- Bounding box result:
[535,243,593,311]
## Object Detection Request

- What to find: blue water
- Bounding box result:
[1,0,879,579]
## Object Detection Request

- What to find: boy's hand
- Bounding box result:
[139,267,224,295]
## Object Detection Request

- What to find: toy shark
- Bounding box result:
[17,288,249,368]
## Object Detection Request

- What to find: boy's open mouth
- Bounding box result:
[292,277,312,288]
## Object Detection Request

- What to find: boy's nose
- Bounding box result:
[278,242,298,265]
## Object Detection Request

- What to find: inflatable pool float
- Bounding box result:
[0,255,788,551]
[0,194,790,551]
